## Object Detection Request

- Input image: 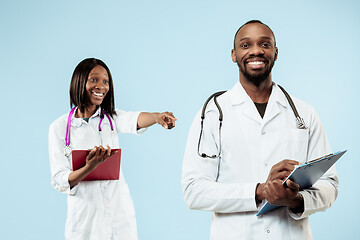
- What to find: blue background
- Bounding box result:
[1,0,359,239]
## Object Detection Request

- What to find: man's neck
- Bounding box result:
[239,77,273,103]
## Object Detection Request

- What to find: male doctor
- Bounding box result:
[182,20,338,240]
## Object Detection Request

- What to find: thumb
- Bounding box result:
[158,116,168,129]
[286,179,300,192]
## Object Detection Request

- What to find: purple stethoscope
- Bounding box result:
[64,107,114,157]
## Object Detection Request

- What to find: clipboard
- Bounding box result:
[256,150,346,216]
[72,148,121,181]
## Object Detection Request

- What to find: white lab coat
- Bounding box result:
[182,82,338,240]
[49,107,145,240]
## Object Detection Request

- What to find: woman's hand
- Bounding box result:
[68,145,113,188]
[85,145,112,171]
[155,112,177,129]
[137,112,177,129]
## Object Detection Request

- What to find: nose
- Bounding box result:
[249,45,265,56]
[95,81,106,89]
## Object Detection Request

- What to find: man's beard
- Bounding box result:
[238,60,275,86]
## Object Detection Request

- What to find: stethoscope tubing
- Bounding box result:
[198,85,307,159]
[64,107,114,157]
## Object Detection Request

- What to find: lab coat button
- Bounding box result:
[264,163,268,167]
[267,229,270,234]
[261,131,266,135]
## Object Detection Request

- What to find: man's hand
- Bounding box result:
[256,160,304,212]
[263,179,302,208]
[266,160,299,182]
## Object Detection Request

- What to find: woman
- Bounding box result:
[49,58,176,240]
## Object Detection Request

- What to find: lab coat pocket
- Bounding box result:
[281,129,309,163]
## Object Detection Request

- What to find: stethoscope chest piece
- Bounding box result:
[64,145,72,158]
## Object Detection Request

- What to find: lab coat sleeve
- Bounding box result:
[182,111,258,213]
[114,109,147,134]
[48,120,78,195]
[288,108,339,219]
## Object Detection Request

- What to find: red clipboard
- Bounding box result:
[71,148,121,181]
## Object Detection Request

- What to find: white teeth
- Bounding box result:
[248,61,264,65]
[92,92,104,97]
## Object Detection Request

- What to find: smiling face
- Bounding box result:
[231,23,278,86]
[85,65,110,108]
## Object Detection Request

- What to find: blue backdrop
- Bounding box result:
[1,0,358,239]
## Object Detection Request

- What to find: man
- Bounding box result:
[182,20,338,240]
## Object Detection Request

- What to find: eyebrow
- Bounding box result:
[89,72,108,77]
[238,36,273,42]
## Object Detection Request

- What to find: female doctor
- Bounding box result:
[48,58,176,240]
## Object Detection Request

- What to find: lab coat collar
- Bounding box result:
[229,81,248,105]
[229,81,288,108]
[70,106,103,128]
[264,83,289,124]
[271,83,289,109]
[228,81,289,124]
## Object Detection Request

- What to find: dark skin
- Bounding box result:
[256,161,304,213]
[232,23,304,213]
[69,145,113,188]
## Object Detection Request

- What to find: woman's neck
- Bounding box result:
[75,105,98,118]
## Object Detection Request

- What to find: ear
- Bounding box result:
[274,47,278,61]
[231,49,237,63]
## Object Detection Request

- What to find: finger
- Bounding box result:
[168,112,176,119]
[163,113,177,121]
[163,114,177,129]
[86,147,97,160]
[106,145,111,157]
[281,159,301,166]
[167,122,175,129]
[264,180,280,203]
[95,146,104,158]
[99,145,106,153]
[157,117,168,129]
[110,150,118,156]
[273,160,300,169]
[286,180,300,192]
[164,117,175,129]
[163,111,173,116]
[272,162,298,173]
[98,145,107,159]
[274,171,292,180]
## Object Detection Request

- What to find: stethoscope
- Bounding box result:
[64,107,114,157]
[197,85,307,159]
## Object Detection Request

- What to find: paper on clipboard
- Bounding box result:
[256,150,346,216]
[72,148,121,181]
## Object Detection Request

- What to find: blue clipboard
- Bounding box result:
[256,150,347,216]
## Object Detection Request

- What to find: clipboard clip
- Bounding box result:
[305,153,334,164]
